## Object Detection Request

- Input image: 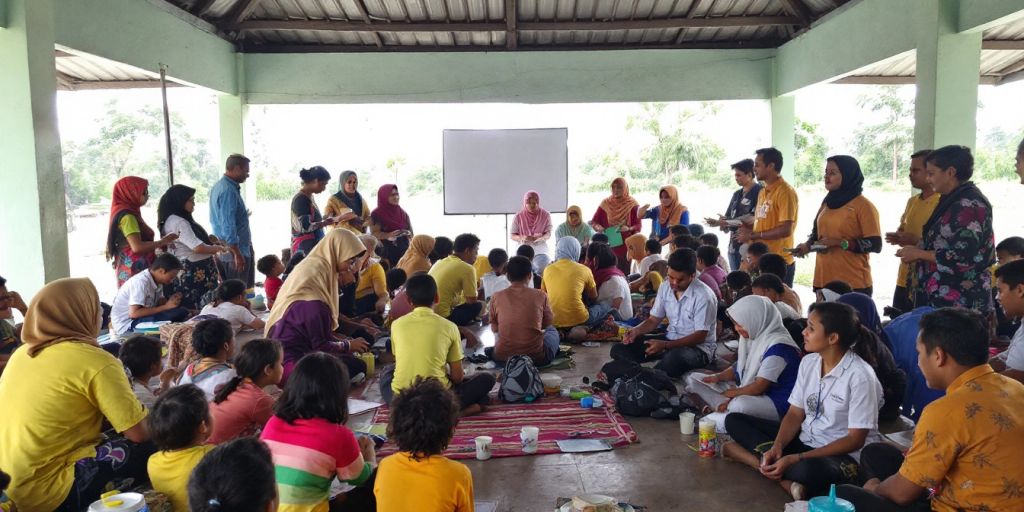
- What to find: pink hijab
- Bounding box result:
[512,190,552,237]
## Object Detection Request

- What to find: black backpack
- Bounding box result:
[499,355,544,402]
[603,361,677,417]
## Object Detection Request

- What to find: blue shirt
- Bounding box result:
[883,306,944,421]
[644,206,690,240]
[209,175,252,253]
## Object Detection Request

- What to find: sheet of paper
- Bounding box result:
[556,439,613,453]
[348,398,383,416]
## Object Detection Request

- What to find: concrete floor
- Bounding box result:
[353,327,793,512]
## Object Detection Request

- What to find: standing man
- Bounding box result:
[884,150,939,314]
[708,158,762,271]
[210,154,255,293]
[736,148,799,286]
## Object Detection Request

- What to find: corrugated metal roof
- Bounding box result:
[54,46,186,90]
[838,47,1024,86]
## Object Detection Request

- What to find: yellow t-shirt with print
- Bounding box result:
[752,178,799,265]
[0,343,148,511]
[148,444,217,512]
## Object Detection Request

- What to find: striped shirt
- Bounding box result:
[261,416,370,512]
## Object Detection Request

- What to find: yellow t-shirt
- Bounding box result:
[119,214,141,237]
[148,444,217,512]
[356,262,387,299]
[323,196,369,234]
[647,270,664,293]
[374,452,474,512]
[0,343,148,511]
[541,259,597,328]
[811,195,881,289]
[473,255,492,287]
[895,192,941,288]
[898,365,1024,512]
[390,307,463,393]
[753,178,799,265]
[428,256,478,318]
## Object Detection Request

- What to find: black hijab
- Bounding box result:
[823,155,864,209]
[157,184,212,244]
[333,170,364,216]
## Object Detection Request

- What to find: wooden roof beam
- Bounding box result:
[982,40,1024,50]
[238,39,781,53]
[229,15,800,33]
[505,0,518,50]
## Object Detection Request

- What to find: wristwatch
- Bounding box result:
[840,240,850,251]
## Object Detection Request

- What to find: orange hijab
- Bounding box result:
[625,233,648,265]
[599,177,639,226]
[658,185,687,226]
[396,234,435,276]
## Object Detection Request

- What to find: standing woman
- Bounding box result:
[794,156,881,296]
[510,190,553,272]
[325,170,370,234]
[264,229,369,385]
[158,185,227,310]
[708,159,762,271]
[371,184,413,268]
[898,146,995,314]
[639,185,689,244]
[290,166,339,257]
[555,205,594,246]
[591,177,642,275]
[106,176,178,287]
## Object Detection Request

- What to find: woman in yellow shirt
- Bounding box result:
[324,170,371,234]
[355,234,389,315]
[0,278,151,511]
[794,155,881,296]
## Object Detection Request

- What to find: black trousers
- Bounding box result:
[724,413,861,498]
[609,335,711,378]
[784,263,796,288]
[446,302,483,326]
[380,368,495,408]
[891,285,914,315]
[835,443,931,511]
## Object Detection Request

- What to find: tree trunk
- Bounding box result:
[892,144,898,185]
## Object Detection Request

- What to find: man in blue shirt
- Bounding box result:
[210,154,255,290]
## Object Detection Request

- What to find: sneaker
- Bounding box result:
[789,482,806,501]
[650,405,682,420]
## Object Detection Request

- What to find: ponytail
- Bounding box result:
[851,324,879,367]
[213,338,282,404]
[808,302,878,365]
[212,279,246,307]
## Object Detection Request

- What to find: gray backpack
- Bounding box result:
[499,355,544,402]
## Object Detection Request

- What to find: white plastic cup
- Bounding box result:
[520,426,540,454]
[474,436,493,460]
[679,412,696,435]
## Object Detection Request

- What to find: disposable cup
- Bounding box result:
[520,426,540,454]
[474,436,493,460]
[679,412,696,435]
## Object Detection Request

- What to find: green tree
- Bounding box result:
[625,103,729,191]
[406,165,442,195]
[794,118,829,186]
[851,87,914,185]
[975,126,1024,182]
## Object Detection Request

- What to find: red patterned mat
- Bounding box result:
[369,392,639,460]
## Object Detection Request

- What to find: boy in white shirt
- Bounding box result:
[480,249,512,299]
[992,260,1024,383]
[111,254,190,335]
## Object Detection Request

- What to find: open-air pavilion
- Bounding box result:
[3,0,1024,509]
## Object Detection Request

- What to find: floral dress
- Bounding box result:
[914,183,995,314]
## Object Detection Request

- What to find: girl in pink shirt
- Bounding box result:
[208,338,283,444]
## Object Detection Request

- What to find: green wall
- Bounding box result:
[244,49,774,104]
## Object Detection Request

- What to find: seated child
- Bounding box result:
[700,233,731,270]
[724,270,753,306]
[261,353,377,511]
[815,280,853,303]
[188,437,279,512]
[355,235,389,315]
[668,224,690,244]
[177,318,237,400]
[208,338,283,444]
[386,268,407,299]
[743,241,769,276]
[696,245,726,299]
[751,274,801,321]
[516,244,543,288]
[757,254,803,313]
[993,260,1024,383]
[637,238,664,275]
[994,236,1024,337]
[383,274,496,415]
[481,248,513,299]
[200,279,265,334]
[374,377,474,512]
[0,469,10,512]
[110,253,190,335]
[724,302,884,500]
[671,234,695,252]
[118,335,164,409]
[543,237,611,337]
[489,256,560,365]
[257,254,285,309]
[0,274,27,375]
[430,236,454,265]
[591,244,632,320]
[147,384,217,512]
[281,251,305,281]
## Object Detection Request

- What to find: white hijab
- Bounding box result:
[727,295,800,386]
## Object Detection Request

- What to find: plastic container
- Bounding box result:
[540,374,562,396]
[808,485,856,512]
[698,418,717,457]
[88,492,147,512]
[580,396,594,408]
[358,352,375,375]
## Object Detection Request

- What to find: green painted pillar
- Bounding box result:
[218,93,256,204]
[0,0,70,297]
[914,0,983,150]
[771,94,796,183]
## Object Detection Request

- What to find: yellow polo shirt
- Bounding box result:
[541,259,597,328]
[428,256,478,318]
[753,178,799,265]
[895,192,940,288]
[390,307,463,393]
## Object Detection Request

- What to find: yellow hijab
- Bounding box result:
[265,229,366,335]
[396,234,435,276]
[22,278,101,357]
[624,233,648,265]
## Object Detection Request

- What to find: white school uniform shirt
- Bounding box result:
[638,254,663,276]
[163,214,213,263]
[787,351,883,461]
[650,278,718,360]
[597,275,633,319]
[111,270,163,335]
[200,302,258,334]
[996,324,1024,371]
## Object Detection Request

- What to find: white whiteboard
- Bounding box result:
[442,128,568,215]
